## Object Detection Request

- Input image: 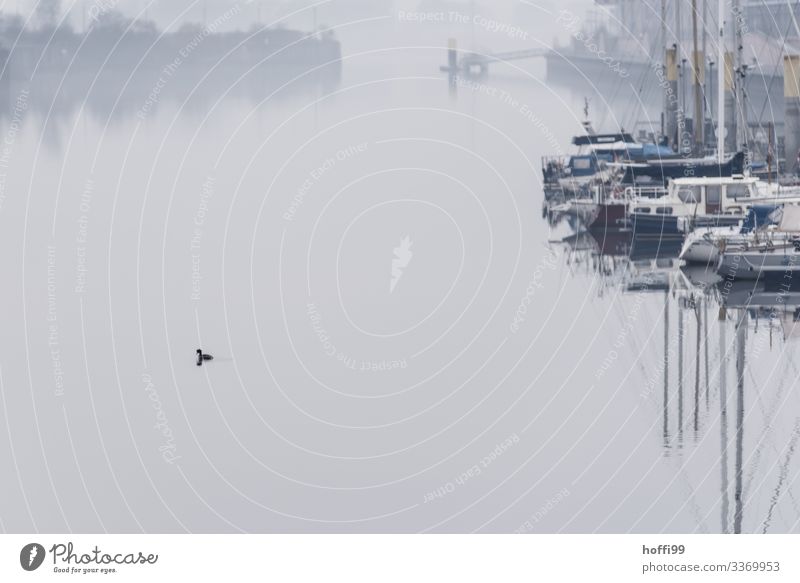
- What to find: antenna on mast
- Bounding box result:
[582,98,596,135]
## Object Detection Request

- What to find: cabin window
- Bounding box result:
[634,207,651,214]
[706,185,721,204]
[655,207,673,215]
[572,158,592,170]
[677,185,701,203]
[726,184,749,198]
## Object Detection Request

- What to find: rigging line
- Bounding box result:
[744,319,795,495]
[624,25,667,131]
[746,80,772,149]
[600,9,664,131]
[697,2,717,123]
[742,358,784,496]
[617,287,660,378]
[704,297,710,408]
[760,420,800,533]
[779,353,800,514]
[742,45,782,153]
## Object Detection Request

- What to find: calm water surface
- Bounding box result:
[0,16,797,533]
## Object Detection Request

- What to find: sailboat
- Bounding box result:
[680,205,782,264]
[716,205,800,279]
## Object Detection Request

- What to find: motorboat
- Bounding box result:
[628,175,772,237]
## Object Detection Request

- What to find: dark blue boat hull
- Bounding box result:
[629,213,683,236]
[629,213,742,236]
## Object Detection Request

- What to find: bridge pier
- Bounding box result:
[442,47,546,78]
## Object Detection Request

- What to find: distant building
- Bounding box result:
[742,0,800,37]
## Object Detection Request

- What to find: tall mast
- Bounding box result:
[692,0,704,153]
[666,23,679,148]
[677,0,686,153]
[662,0,667,140]
[703,0,708,125]
[719,307,729,533]
[663,289,670,447]
[733,311,746,534]
[733,0,745,154]
[702,0,707,58]
[717,0,725,161]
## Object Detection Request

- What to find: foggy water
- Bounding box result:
[0,2,799,534]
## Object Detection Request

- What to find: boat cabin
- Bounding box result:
[567,155,605,177]
[631,176,760,217]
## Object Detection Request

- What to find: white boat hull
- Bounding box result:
[680,227,746,264]
[550,200,599,226]
[681,239,721,264]
[557,169,613,194]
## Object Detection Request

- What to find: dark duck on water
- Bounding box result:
[196,349,214,366]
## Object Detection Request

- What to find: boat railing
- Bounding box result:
[623,185,668,200]
[541,155,570,184]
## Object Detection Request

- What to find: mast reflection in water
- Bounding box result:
[554,221,800,533]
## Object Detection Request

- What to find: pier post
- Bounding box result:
[784,55,800,175]
[447,38,457,90]
[448,38,457,73]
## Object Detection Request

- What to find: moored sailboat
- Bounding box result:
[717,206,800,280]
